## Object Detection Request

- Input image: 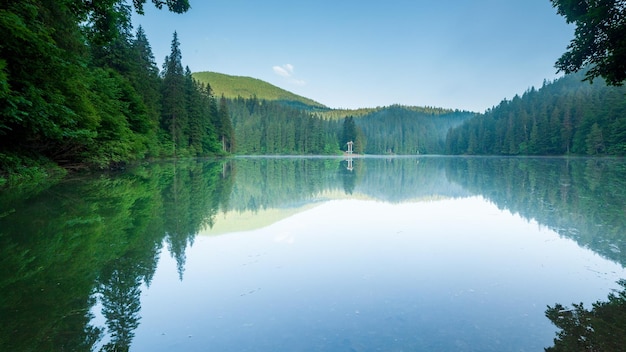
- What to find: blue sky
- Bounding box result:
[131,0,573,112]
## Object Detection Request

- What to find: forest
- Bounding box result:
[227,96,340,155]
[0,1,232,185]
[3,1,626,188]
[0,159,234,351]
[355,106,473,155]
[445,71,626,155]
[224,97,474,156]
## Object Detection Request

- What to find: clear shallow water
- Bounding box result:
[2,157,626,351]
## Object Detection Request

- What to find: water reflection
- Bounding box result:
[545,279,626,351]
[0,160,232,351]
[0,156,625,351]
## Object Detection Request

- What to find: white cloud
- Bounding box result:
[272,63,306,85]
[272,64,293,77]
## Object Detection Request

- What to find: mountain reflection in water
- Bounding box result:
[1,156,625,351]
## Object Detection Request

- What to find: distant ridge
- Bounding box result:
[192,72,475,121]
[192,71,327,109]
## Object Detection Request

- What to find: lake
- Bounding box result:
[1,156,625,351]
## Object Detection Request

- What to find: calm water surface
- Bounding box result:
[1,157,625,351]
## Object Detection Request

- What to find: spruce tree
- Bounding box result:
[130,26,161,144]
[217,95,234,153]
[160,32,187,156]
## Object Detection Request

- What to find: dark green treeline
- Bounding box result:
[0,1,230,183]
[445,71,626,156]
[0,160,233,351]
[228,96,340,155]
[227,99,474,156]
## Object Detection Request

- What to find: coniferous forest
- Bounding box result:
[3,1,626,187]
[227,96,340,155]
[356,106,473,155]
[445,71,626,155]
[0,1,230,184]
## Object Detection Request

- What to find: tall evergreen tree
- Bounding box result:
[160,31,187,156]
[217,95,234,153]
[342,116,357,151]
[205,84,222,153]
[185,66,204,155]
[130,26,161,140]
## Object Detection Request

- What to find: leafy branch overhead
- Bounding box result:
[132,0,190,15]
[551,0,626,85]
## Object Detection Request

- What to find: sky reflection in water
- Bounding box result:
[130,195,625,352]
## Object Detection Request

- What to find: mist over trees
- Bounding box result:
[445,71,626,156]
[357,106,473,155]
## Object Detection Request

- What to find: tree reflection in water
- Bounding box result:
[545,279,626,352]
[98,258,142,352]
[1,157,625,350]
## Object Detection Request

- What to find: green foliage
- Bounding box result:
[228,96,339,154]
[227,95,469,155]
[192,71,326,109]
[0,160,234,351]
[446,72,626,155]
[318,107,382,120]
[1,2,230,179]
[0,152,66,187]
[157,36,225,158]
[551,0,626,85]
[160,32,187,156]
[342,116,357,148]
[0,0,99,162]
[358,105,473,154]
[545,280,626,352]
[133,0,190,15]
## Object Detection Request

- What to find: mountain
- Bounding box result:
[192,71,327,110]
[445,70,626,155]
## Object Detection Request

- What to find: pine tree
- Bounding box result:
[586,123,605,155]
[160,32,187,156]
[342,116,357,151]
[200,83,221,154]
[185,67,203,156]
[131,26,161,138]
[217,95,234,153]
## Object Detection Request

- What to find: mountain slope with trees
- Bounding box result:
[445,71,626,155]
[192,71,326,111]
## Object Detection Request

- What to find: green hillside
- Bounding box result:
[192,71,327,109]
[445,70,626,155]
